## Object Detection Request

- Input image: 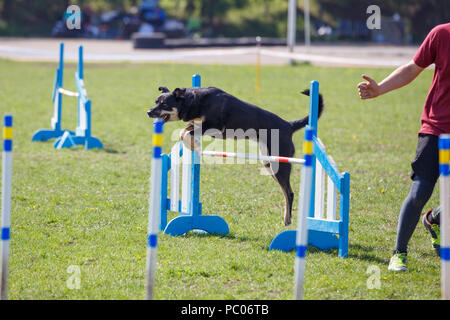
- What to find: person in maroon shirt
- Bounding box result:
[357,23,450,272]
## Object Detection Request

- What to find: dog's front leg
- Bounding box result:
[181,130,199,151]
[179,123,194,140]
[180,123,201,151]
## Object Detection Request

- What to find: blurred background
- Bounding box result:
[0,1,448,301]
[0,0,448,44]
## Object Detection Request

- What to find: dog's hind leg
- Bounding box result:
[259,138,295,226]
[274,163,295,226]
[262,161,295,226]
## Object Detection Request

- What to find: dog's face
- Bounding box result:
[147,87,185,122]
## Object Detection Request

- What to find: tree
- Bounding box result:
[316,0,450,42]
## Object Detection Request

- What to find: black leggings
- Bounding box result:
[394,175,436,253]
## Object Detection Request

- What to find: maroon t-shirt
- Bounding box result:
[413,23,450,136]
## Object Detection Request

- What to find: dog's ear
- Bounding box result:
[173,88,186,99]
[158,86,170,93]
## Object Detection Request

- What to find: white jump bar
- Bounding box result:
[58,88,79,97]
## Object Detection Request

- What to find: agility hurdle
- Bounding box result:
[1,115,13,300]
[269,80,350,258]
[157,75,349,257]
[439,134,450,300]
[161,140,307,235]
[31,42,103,150]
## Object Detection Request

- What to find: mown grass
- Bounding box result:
[0,58,441,299]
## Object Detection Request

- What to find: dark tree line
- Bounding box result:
[0,0,448,40]
[317,0,450,41]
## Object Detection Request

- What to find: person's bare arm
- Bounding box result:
[357,60,425,99]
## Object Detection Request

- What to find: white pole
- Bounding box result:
[304,0,311,53]
[293,127,314,299]
[326,176,337,220]
[146,118,164,300]
[170,142,181,212]
[314,159,325,219]
[439,134,450,300]
[1,114,13,300]
[287,0,297,53]
[181,142,192,213]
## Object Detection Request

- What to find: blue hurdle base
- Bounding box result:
[269,230,340,253]
[54,131,103,150]
[31,129,74,142]
[164,215,229,236]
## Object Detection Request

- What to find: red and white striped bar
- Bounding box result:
[201,151,305,164]
[57,88,79,97]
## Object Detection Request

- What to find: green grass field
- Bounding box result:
[0,58,441,299]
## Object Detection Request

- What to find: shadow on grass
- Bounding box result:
[224,232,263,243]
[347,243,390,264]
[180,230,261,244]
[263,243,390,264]
[178,230,231,239]
[67,147,125,154]
[178,231,392,265]
[103,148,126,154]
[266,245,338,256]
[30,141,125,154]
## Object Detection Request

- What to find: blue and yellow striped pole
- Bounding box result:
[1,115,13,300]
[293,126,314,300]
[439,134,450,300]
[146,118,164,300]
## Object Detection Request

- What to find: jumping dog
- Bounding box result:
[147,86,324,226]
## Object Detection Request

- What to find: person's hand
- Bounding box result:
[357,74,381,99]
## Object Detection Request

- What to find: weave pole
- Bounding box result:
[1,115,13,300]
[293,126,314,300]
[439,134,450,300]
[145,119,164,300]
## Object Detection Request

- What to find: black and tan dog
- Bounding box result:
[147,86,323,226]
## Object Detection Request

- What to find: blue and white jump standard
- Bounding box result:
[146,119,164,300]
[294,126,314,300]
[439,134,450,300]
[269,81,350,258]
[31,43,70,142]
[31,43,103,150]
[1,115,13,300]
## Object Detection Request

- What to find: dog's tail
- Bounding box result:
[289,89,324,132]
